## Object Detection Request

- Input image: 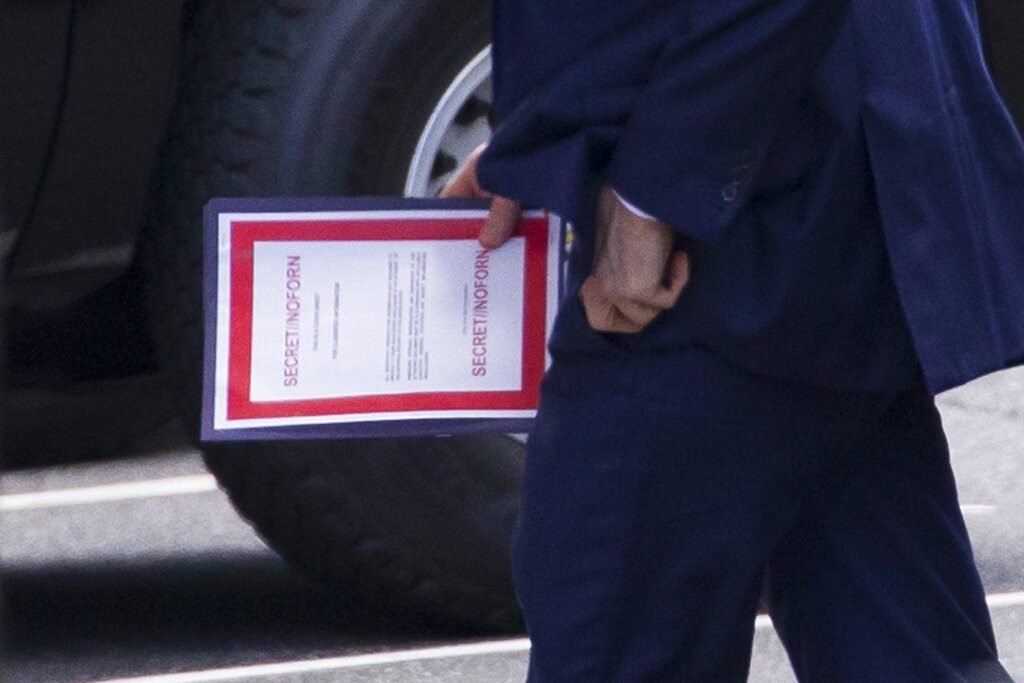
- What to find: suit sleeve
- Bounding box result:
[604,0,851,240]
[478,0,851,242]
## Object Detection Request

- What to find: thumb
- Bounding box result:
[479,196,522,248]
[664,250,691,300]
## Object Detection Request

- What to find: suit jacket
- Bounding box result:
[477,0,1024,394]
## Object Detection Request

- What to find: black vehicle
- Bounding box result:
[2,0,1022,630]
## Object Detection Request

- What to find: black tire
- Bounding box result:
[145,0,524,631]
[979,0,1024,130]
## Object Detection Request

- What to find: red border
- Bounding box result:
[226,216,549,420]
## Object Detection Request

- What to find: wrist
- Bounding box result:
[611,188,657,222]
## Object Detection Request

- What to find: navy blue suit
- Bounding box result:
[479,0,1024,394]
[477,1,1023,681]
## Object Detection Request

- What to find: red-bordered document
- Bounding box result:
[202,197,565,441]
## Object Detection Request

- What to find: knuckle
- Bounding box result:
[587,313,611,332]
[637,310,658,325]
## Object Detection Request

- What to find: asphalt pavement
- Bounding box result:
[1,368,1022,682]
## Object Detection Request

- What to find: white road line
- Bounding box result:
[0,474,1001,518]
[93,639,533,683]
[987,591,1024,609]
[94,594,1024,683]
[0,475,219,511]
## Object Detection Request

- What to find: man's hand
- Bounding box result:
[580,187,689,333]
[440,144,522,249]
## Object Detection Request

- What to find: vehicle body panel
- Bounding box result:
[0,1,74,262]
[2,0,183,309]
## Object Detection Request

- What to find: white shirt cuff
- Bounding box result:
[612,189,657,221]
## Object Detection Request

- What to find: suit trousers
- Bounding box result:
[514,343,1009,682]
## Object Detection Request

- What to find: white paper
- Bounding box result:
[248,239,526,402]
[207,206,562,436]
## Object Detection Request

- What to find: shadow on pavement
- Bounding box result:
[1,553,472,682]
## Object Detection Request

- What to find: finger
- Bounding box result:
[664,250,691,300]
[439,164,484,198]
[479,196,522,248]
[609,297,662,329]
[589,303,645,334]
[580,278,644,333]
[439,144,489,198]
[640,250,691,310]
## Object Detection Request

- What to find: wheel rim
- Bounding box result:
[404,47,493,198]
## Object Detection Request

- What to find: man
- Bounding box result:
[443,0,1023,680]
